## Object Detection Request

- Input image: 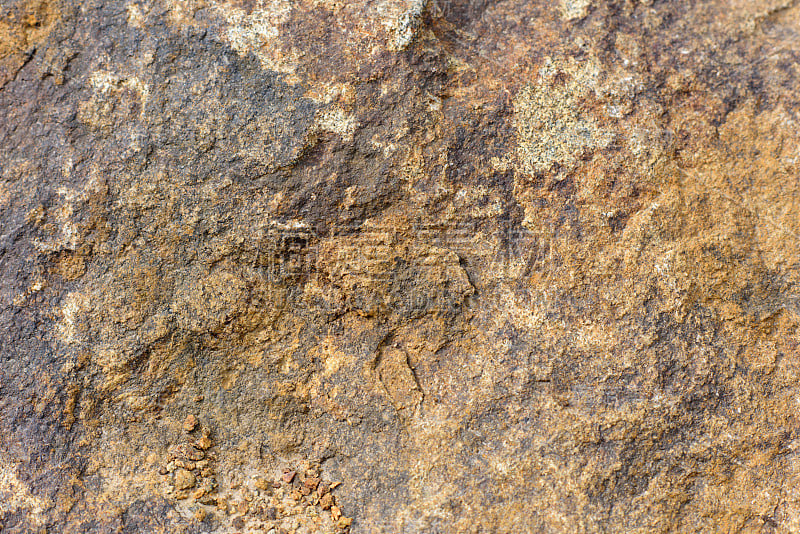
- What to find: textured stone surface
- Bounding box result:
[2,0,800,532]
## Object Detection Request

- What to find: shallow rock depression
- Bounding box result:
[2,0,800,532]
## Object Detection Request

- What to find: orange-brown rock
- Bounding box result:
[2,0,800,532]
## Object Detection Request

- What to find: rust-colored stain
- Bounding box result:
[2,0,800,532]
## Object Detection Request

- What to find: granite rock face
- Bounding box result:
[2,0,800,532]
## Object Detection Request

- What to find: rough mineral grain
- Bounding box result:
[2,0,800,532]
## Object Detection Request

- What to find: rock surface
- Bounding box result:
[2,0,800,532]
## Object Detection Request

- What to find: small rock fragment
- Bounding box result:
[194,436,212,450]
[183,414,198,432]
[168,443,205,461]
[319,493,334,510]
[193,507,207,522]
[331,505,341,521]
[199,495,217,506]
[174,459,195,470]
[337,516,352,529]
[174,468,196,490]
[281,470,295,484]
[186,449,205,461]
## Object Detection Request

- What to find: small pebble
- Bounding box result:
[194,436,213,450]
[331,505,341,521]
[199,495,217,506]
[319,493,334,510]
[174,459,195,470]
[189,450,205,461]
[174,468,196,491]
[183,414,198,432]
[168,443,204,461]
[281,470,296,484]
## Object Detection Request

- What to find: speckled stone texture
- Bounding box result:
[2,0,800,532]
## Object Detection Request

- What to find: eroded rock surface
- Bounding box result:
[2,0,800,532]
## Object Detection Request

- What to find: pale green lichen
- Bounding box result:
[559,0,592,21]
[515,57,613,176]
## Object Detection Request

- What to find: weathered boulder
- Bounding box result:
[2,0,800,532]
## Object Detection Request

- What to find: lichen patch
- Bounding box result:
[558,0,592,21]
[0,460,49,526]
[515,57,613,176]
[314,107,358,140]
[378,0,426,50]
[211,0,296,76]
